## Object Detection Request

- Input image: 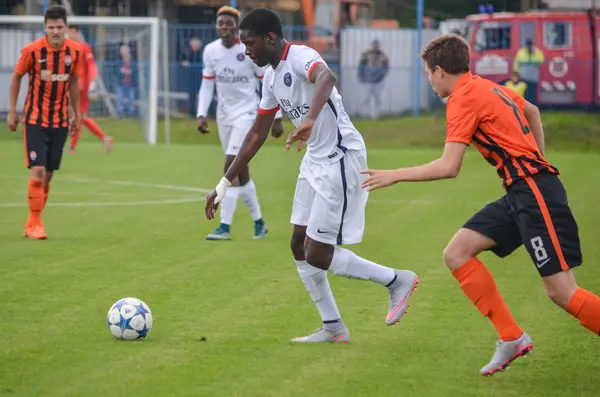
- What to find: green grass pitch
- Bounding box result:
[1,114,600,396]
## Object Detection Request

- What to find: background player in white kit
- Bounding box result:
[205,8,419,342]
[197,6,284,241]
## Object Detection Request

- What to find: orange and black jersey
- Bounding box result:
[15,36,82,128]
[445,72,559,188]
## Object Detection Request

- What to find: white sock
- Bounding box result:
[295,260,343,327]
[240,180,262,222]
[220,186,240,226]
[328,247,396,286]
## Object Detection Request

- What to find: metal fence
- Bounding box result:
[2,18,598,120]
[165,24,315,117]
[161,24,439,119]
[340,28,440,119]
[155,19,600,118]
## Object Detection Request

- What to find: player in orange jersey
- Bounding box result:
[361,34,600,376]
[66,24,113,153]
[8,5,82,240]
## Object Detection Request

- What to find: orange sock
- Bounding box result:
[43,185,50,208]
[70,129,81,150]
[452,257,523,341]
[567,288,600,335]
[26,178,44,228]
[83,117,106,140]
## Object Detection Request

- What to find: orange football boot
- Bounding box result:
[25,224,47,240]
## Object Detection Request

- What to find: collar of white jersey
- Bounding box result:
[275,41,292,71]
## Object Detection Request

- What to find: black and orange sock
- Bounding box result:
[567,288,600,335]
[452,257,523,341]
[83,117,106,140]
[27,178,44,228]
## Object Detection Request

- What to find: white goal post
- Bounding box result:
[0,15,168,145]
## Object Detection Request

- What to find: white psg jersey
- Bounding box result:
[200,38,267,123]
[259,43,365,164]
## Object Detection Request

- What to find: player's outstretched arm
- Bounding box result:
[360,142,467,191]
[224,112,276,180]
[523,101,545,154]
[205,111,277,220]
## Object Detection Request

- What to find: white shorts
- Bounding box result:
[290,149,369,246]
[217,115,254,156]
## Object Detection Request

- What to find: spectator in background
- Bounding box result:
[504,71,526,98]
[181,37,203,117]
[513,39,544,105]
[182,38,203,67]
[358,39,389,119]
[117,44,136,118]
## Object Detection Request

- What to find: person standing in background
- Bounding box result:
[8,5,81,240]
[358,39,389,119]
[198,6,284,241]
[513,39,544,105]
[182,38,203,117]
[67,24,113,154]
[504,71,527,98]
[117,43,136,118]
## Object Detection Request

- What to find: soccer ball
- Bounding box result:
[107,297,153,341]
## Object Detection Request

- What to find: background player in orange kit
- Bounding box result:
[8,5,82,239]
[361,34,600,376]
[67,24,113,153]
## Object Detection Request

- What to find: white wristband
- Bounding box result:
[218,176,231,188]
[214,177,232,204]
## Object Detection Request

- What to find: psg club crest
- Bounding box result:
[64,55,72,66]
[283,72,292,87]
[237,53,245,62]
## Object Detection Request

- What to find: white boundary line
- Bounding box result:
[0,176,446,208]
[0,176,211,194]
[107,180,211,193]
[0,177,211,208]
[4,190,139,197]
[0,198,203,208]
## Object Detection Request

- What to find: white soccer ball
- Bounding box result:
[106,297,153,341]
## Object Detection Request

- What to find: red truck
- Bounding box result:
[465,9,599,108]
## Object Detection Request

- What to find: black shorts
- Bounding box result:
[463,172,582,277]
[24,123,68,171]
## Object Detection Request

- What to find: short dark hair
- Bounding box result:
[44,5,68,24]
[421,34,471,75]
[217,6,241,22]
[239,7,283,38]
[68,24,80,31]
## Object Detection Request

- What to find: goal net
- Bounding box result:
[0,15,166,145]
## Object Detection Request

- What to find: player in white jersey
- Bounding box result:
[205,8,419,342]
[197,6,284,241]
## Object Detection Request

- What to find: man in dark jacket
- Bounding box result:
[358,39,389,119]
[181,37,204,117]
